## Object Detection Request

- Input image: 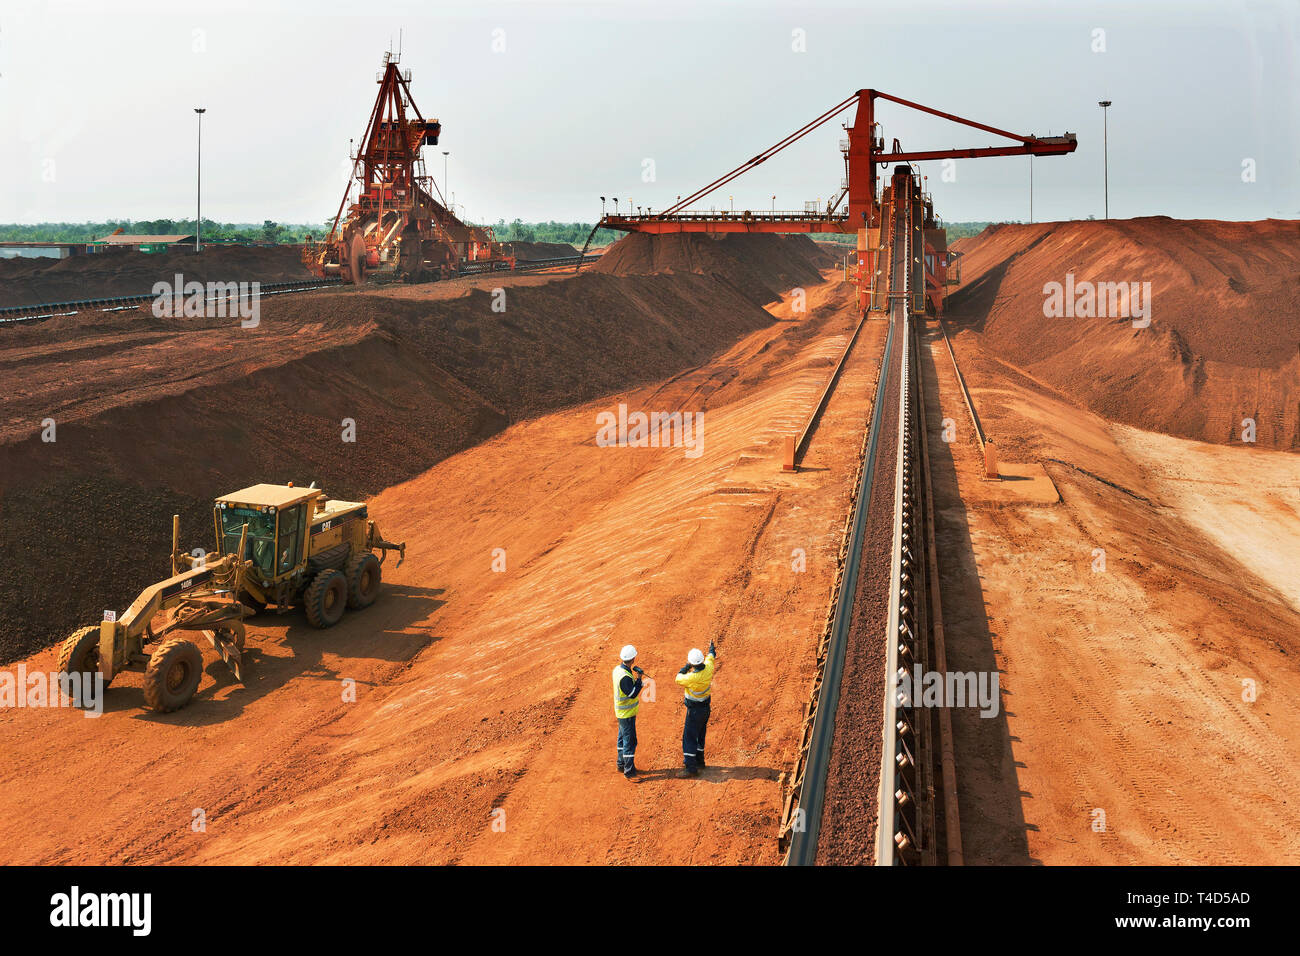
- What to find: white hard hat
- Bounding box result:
[620,645,638,662]
[688,648,705,666]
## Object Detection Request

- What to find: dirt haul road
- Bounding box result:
[930,217,1300,863]
[0,271,885,865]
[922,302,1300,863]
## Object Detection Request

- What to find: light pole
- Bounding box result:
[1099,100,1112,219]
[771,195,776,214]
[600,196,606,216]
[442,151,449,204]
[1029,154,1034,223]
[729,195,734,214]
[194,108,205,252]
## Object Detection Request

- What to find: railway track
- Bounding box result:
[0,277,344,324]
[0,255,599,325]
[463,253,599,275]
[784,170,947,865]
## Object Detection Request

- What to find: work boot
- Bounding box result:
[624,764,638,779]
[682,765,699,778]
[697,754,706,769]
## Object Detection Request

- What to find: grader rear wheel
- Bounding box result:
[143,638,204,713]
[345,552,382,609]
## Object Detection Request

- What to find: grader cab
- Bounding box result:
[215,483,405,624]
[56,483,406,714]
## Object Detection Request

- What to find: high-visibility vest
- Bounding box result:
[676,653,715,703]
[612,664,640,718]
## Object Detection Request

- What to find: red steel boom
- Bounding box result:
[600,89,1076,234]
[588,89,1077,314]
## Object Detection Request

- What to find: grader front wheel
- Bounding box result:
[57,626,111,688]
[143,638,204,713]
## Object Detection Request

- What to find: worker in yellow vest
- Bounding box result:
[675,641,716,776]
[613,644,647,779]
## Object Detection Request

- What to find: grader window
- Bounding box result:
[276,504,306,574]
[220,507,277,576]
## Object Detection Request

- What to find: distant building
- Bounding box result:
[95,234,196,253]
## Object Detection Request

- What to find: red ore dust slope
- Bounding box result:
[946,217,1300,449]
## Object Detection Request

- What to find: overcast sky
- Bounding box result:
[2,0,1297,226]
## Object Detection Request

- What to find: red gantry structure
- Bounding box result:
[304,51,511,284]
[588,89,1077,315]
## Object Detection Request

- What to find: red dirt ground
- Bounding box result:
[927,217,1300,863]
[0,243,818,664]
[0,250,878,864]
[4,219,1296,867]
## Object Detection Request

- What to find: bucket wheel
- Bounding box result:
[344,233,368,285]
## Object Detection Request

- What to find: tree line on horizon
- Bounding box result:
[0,220,321,244]
[0,218,622,247]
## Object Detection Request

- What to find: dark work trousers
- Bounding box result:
[617,716,638,774]
[682,699,710,769]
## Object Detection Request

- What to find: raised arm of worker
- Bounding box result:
[675,649,715,690]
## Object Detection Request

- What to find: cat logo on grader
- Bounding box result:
[57,483,406,713]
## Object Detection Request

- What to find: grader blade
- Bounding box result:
[203,621,246,682]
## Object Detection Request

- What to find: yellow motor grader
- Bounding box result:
[57,483,406,713]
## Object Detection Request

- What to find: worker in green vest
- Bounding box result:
[613,644,647,779]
